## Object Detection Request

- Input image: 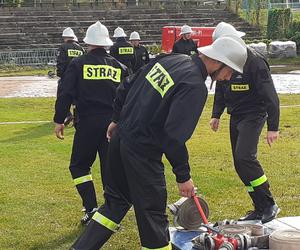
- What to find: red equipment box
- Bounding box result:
[161,26,215,53]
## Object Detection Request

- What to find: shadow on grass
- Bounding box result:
[29,226,84,250]
[0,122,54,143]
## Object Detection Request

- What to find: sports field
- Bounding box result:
[0,95,299,249]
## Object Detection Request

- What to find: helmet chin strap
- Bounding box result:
[209,63,226,90]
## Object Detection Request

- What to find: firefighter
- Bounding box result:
[56,27,85,125]
[129,31,150,73]
[70,36,248,250]
[210,22,280,223]
[172,24,198,55]
[54,21,128,225]
[110,27,135,73]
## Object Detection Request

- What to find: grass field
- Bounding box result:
[0,95,299,249]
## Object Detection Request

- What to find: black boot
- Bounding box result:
[71,220,113,250]
[261,203,280,223]
[238,210,263,221]
[81,208,97,226]
[239,192,263,221]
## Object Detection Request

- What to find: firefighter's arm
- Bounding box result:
[144,47,150,64]
[53,59,79,126]
[163,84,207,184]
[109,45,117,58]
[211,82,226,119]
[56,46,67,77]
[172,42,178,53]
[254,58,280,132]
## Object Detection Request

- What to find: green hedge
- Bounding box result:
[267,8,292,39]
[287,21,300,47]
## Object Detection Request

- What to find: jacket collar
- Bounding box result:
[88,47,108,56]
[192,55,208,79]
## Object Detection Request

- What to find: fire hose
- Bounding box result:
[168,196,209,230]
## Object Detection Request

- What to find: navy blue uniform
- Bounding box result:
[54,48,128,213]
[212,48,280,214]
[71,54,209,250]
[110,37,135,73]
[172,37,198,56]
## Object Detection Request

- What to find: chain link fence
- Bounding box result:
[0,48,57,66]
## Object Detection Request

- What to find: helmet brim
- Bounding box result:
[83,37,113,47]
[198,46,244,73]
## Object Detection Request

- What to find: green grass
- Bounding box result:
[268,56,300,65]
[0,66,53,77]
[0,95,300,249]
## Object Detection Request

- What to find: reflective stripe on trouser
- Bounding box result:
[73,174,93,185]
[92,212,120,232]
[142,242,172,250]
[246,174,267,192]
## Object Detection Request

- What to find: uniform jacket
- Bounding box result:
[56,40,85,78]
[110,37,136,71]
[112,54,208,183]
[132,45,150,73]
[172,38,198,56]
[54,48,128,124]
[212,48,280,131]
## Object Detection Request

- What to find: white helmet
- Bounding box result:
[62,27,76,39]
[83,21,113,46]
[113,27,127,38]
[179,25,193,36]
[212,22,246,41]
[198,36,247,73]
[129,31,141,41]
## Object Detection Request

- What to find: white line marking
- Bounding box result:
[0,121,51,125]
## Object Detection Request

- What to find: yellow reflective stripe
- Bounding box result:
[231,84,249,91]
[250,174,267,187]
[145,62,175,98]
[83,65,121,83]
[67,49,83,57]
[73,174,92,186]
[92,212,120,232]
[142,243,172,250]
[119,47,134,55]
[247,186,254,192]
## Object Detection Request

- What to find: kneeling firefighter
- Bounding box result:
[70,36,248,250]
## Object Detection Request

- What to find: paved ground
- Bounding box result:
[0,74,300,98]
[0,76,57,98]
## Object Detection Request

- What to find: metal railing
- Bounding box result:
[0,48,57,66]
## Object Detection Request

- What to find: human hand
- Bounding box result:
[106,122,117,142]
[177,179,195,198]
[266,131,279,147]
[55,123,65,140]
[210,118,220,132]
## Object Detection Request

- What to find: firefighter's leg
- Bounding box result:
[71,131,132,250]
[234,114,277,221]
[229,115,239,158]
[97,116,111,189]
[70,116,106,213]
[120,141,171,249]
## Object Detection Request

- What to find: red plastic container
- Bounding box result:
[161,26,215,53]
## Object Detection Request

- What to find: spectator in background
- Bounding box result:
[172,24,198,56]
